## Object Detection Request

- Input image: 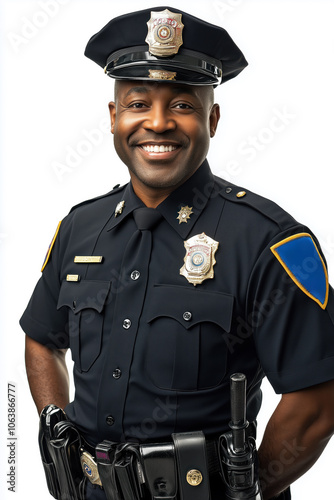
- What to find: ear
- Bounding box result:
[209,103,220,138]
[108,101,116,134]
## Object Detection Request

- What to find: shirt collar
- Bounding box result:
[106,182,145,232]
[106,160,214,238]
[156,160,214,239]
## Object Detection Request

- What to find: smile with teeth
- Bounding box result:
[141,144,178,153]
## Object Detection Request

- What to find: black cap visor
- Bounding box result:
[105,46,223,85]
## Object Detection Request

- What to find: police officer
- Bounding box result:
[21,6,334,500]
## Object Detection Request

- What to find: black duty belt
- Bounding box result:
[80,431,221,500]
[39,374,263,500]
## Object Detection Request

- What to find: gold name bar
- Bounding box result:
[66,274,80,282]
[74,256,103,263]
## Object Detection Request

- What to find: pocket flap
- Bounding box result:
[57,280,111,314]
[147,285,234,332]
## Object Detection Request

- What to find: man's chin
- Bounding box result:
[138,177,182,191]
[129,167,185,190]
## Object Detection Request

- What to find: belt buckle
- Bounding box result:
[80,450,102,487]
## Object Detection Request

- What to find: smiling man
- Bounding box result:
[21,6,334,500]
[110,81,219,206]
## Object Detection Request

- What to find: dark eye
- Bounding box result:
[172,102,195,112]
[129,102,147,109]
[174,103,192,109]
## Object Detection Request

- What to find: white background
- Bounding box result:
[1,0,334,498]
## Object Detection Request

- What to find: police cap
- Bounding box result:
[84,6,248,86]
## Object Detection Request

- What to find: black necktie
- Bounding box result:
[116,207,162,277]
[132,207,163,231]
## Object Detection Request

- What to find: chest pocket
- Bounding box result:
[146,285,234,391]
[57,280,111,373]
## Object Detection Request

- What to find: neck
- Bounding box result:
[131,181,172,208]
[129,165,203,208]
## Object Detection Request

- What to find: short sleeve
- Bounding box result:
[19,221,69,350]
[247,227,334,394]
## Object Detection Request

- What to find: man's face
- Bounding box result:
[109,81,220,194]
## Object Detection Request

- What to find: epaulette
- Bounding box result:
[69,183,126,214]
[215,176,297,232]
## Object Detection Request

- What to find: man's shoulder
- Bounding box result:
[58,183,128,238]
[213,174,298,232]
[68,183,127,215]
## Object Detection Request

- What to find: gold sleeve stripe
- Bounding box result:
[41,221,62,272]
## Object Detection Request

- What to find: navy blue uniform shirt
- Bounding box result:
[20,161,334,446]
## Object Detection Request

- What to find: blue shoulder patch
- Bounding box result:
[271,233,329,309]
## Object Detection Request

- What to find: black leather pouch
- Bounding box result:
[172,431,211,500]
[96,440,120,500]
[140,442,178,500]
[114,452,142,500]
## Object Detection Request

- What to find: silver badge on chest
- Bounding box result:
[180,233,219,286]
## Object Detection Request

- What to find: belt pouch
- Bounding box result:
[172,431,211,500]
[115,452,142,500]
[140,442,177,500]
[96,440,120,500]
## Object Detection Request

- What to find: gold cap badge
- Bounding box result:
[180,233,219,286]
[146,9,184,57]
[149,69,177,81]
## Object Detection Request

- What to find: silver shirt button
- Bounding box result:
[123,319,132,329]
[183,311,192,321]
[130,270,141,281]
[113,368,122,379]
[106,415,115,426]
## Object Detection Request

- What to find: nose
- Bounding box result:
[143,103,176,133]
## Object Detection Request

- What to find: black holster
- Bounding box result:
[39,404,85,500]
[218,374,263,500]
[219,432,262,500]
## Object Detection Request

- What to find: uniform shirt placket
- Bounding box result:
[97,208,162,437]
